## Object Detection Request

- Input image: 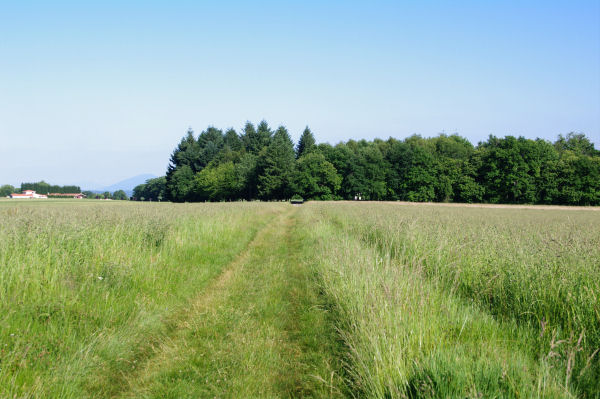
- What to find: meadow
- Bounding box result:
[0,200,598,398]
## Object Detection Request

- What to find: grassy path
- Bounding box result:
[113,208,343,398]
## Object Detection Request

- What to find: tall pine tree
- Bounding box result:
[257,126,295,200]
[166,128,201,201]
[241,122,260,154]
[197,126,224,168]
[224,128,242,152]
[296,126,316,158]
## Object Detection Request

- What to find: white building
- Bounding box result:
[9,190,48,199]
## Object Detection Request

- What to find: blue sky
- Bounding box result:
[1,1,599,188]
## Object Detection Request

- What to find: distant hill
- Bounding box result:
[88,174,157,196]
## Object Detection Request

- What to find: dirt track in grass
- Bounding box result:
[114,208,343,399]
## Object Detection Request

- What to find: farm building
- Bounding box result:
[9,190,48,199]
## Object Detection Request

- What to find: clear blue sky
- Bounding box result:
[1,1,599,188]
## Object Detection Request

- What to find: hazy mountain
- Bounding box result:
[87,174,157,196]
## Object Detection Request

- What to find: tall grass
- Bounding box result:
[0,200,283,398]
[1,200,597,398]
[306,202,599,397]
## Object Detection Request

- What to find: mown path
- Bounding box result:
[113,208,343,398]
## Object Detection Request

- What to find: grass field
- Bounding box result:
[0,200,598,398]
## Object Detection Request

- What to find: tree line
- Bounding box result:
[132,121,599,205]
[82,190,129,200]
[21,181,81,194]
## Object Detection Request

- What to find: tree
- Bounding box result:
[431,134,475,202]
[383,137,436,202]
[296,126,316,158]
[478,135,554,204]
[554,152,600,205]
[323,143,357,199]
[236,153,259,200]
[112,190,128,200]
[555,132,598,157]
[167,128,201,172]
[293,152,341,199]
[144,177,167,201]
[195,162,241,201]
[354,144,388,200]
[166,128,201,202]
[0,184,15,197]
[433,134,474,160]
[132,184,146,201]
[256,120,273,149]
[257,126,295,200]
[224,128,243,152]
[241,122,258,154]
[454,153,484,203]
[241,121,272,155]
[168,165,195,202]
[197,126,224,168]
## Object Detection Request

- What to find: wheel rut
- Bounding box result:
[108,210,288,398]
[107,207,342,399]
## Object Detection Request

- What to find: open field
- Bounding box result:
[0,200,598,398]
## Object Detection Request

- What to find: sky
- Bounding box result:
[1,1,599,188]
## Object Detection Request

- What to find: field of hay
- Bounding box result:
[0,200,598,398]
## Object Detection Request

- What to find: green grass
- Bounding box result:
[0,201,285,397]
[0,200,598,398]
[304,202,599,397]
